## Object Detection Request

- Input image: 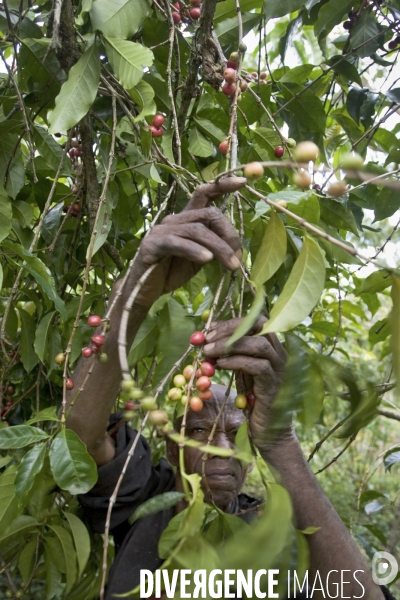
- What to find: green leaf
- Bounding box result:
[15,443,47,501]
[129,492,185,524]
[48,525,77,593]
[49,43,101,134]
[64,513,91,578]
[87,190,113,258]
[0,425,49,449]
[34,311,55,362]
[2,240,65,318]
[280,64,314,84]
[314,0,353,37]
[195,118,227,146]
[18,307,39,373]
[319,198,358,235]
[0,515,38,549]
[349,10,383,58]
[389,276,400,397]
[18,38,63,99]
[337,383,379,438]
[358,270,392,295]
[128,317,158,363]
[264,0,306,20]
[327,56,362,86]
[0,466,19,528]
[0,262,2,293]
[188,127,214,157]
[130,80,156,122]
[258,236,326,334]
[90,0,151,38]
[104,37,153,90]
[0,187,12,243]
[225,285,266,349]
[251,210,287,285]
[32,126,71,175]
[18,538,38,583]
[158,510,187,558]
[234,422,253,466]
[49,429,98,495]
[44,550,62,600]
[280,83,326,133]
[384,447,400,472]
[26,407,59,425]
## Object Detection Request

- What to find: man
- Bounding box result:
[66,178,389,600]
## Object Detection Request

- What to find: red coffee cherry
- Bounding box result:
[82,347,93,358]
[190,331,205,346]
[91,334,105,347]
[183,365,195,380]
[246,392,256,407]
[222,82,236,97]
[190,397,203,412]
[274,146,284,158]
[198,390,213,400]
[90,344,100,354]
[240,81,248,92]
[226,59,238,69]
[224,68,237,83]
[149,125,164,137]
[196,376,211,392]
[88,315,102,328]
[219,140,229,154]
[200,362,215,377]
[152,114,165,128]
[189,7,201,19]
[260,72,267,80]
[66,378,74,390]
[125,401,135,410]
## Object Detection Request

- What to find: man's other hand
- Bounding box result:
[133,178,246,306]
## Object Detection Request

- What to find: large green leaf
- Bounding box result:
[15,442,47,500]
[349,10,383,58]
[314,0,353,37]
[48,525,77,593]
[18,38,63,98]
[319,198,358,235]
[251,210,287,285]
[0,466,19,528]
[32,126,70,174]
[129,492,185,524]
[44,548,62,599]
[18,538,38,583]
[0,187,12,243]
[280,83,326,133]
[258,236,326,334]
[104,37,153,90]
[18,307,39,373]
[264,0,305,20]
[0,425,49,449]
[64,513,91,578]
[188,127,214,157]
[34,311,56,362]
[49,43,101,134]
[0,515,38,549]
[90,0,151,38]
[49,429,98,495]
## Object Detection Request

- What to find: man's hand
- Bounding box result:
[203,317,293,452]
[130,178,246,306]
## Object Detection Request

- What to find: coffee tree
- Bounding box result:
[0,0,399,597]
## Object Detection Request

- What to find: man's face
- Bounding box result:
[168,385,251,512]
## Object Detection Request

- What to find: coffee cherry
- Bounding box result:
[98,352,108,363]
[388,39,398,50]
[189,7,201,18]
[121,379,134,392]
[224,68,237,83]
[276,199,287,208]
[54,352,66,365]
[312,183,321,190]
[229,51,239,64]
[181,394,188,406]
[260,72,267,80]
[235,394,247,409]
[201,309,211,322]
[204,356,217,365]
[173,2,180,8]
[183,364,195,380]
[343,20,352,30]
[219,140,229,154]
[341,152,364,170]
[66,378,74,390]
[198,390,213,400]
[125,401,135,410]
[82,347,93,358]
[172,11,181,23]
[149,125,164,138]
[131,388,145,400]
[287,138,296,148]
[6,385,15,396]
[293,171,311,189]
[200,362,215,377]
[88,315,101,328]
[274,146,284,158]
[72,203,80,214]
[190,397,203,412]
[327,181,347,198]
[243,162,264,180]
[91,334,105,347]
[152,114,165,128]
[173,374,187,388]
[226,59,238,69]
[196,376,211,391]
[245,73,253,82]
[190,331,205,346]
[149,409,169,425]
[90,344,100,354]
[123,410,136,421]
[293,141,319,162]
[168,387,182,402]
[54,132,62,138]
[222,82,236,97]
[246,392,256,407]
[239,80,248,92]
[141,396,157,410]
[239,41,247,52]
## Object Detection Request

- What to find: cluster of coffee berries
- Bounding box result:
[388,35,400,50]
[69,136,82,160]
[149,114,165,138]
[1,384,15,418]
[168,358,216,412]
[222,56,238,98]
[63,202,80,217]
[234,392,256,410]
[244,70,270,85]
[172,0,201,24]
[120,380,168,425]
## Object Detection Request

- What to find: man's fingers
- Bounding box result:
[216,356,276,378]
[162,207,241,252]
[204,336,284,370]
[185,177,247,211]
[175,223,241,270]
[205,317,267,343]
[140,232,214,266]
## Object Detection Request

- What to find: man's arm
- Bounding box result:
[204,319,385,600]
[65,178,246,467]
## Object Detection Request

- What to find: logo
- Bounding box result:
[372,551,398,586]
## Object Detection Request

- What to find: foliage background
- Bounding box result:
[0,0,399,597]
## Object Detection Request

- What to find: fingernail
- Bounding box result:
[201,250,214,262]
[206,330,216,341]
[229,255,241,270]
[204,342,215,352]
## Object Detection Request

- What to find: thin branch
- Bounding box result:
[314,433,357,475]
